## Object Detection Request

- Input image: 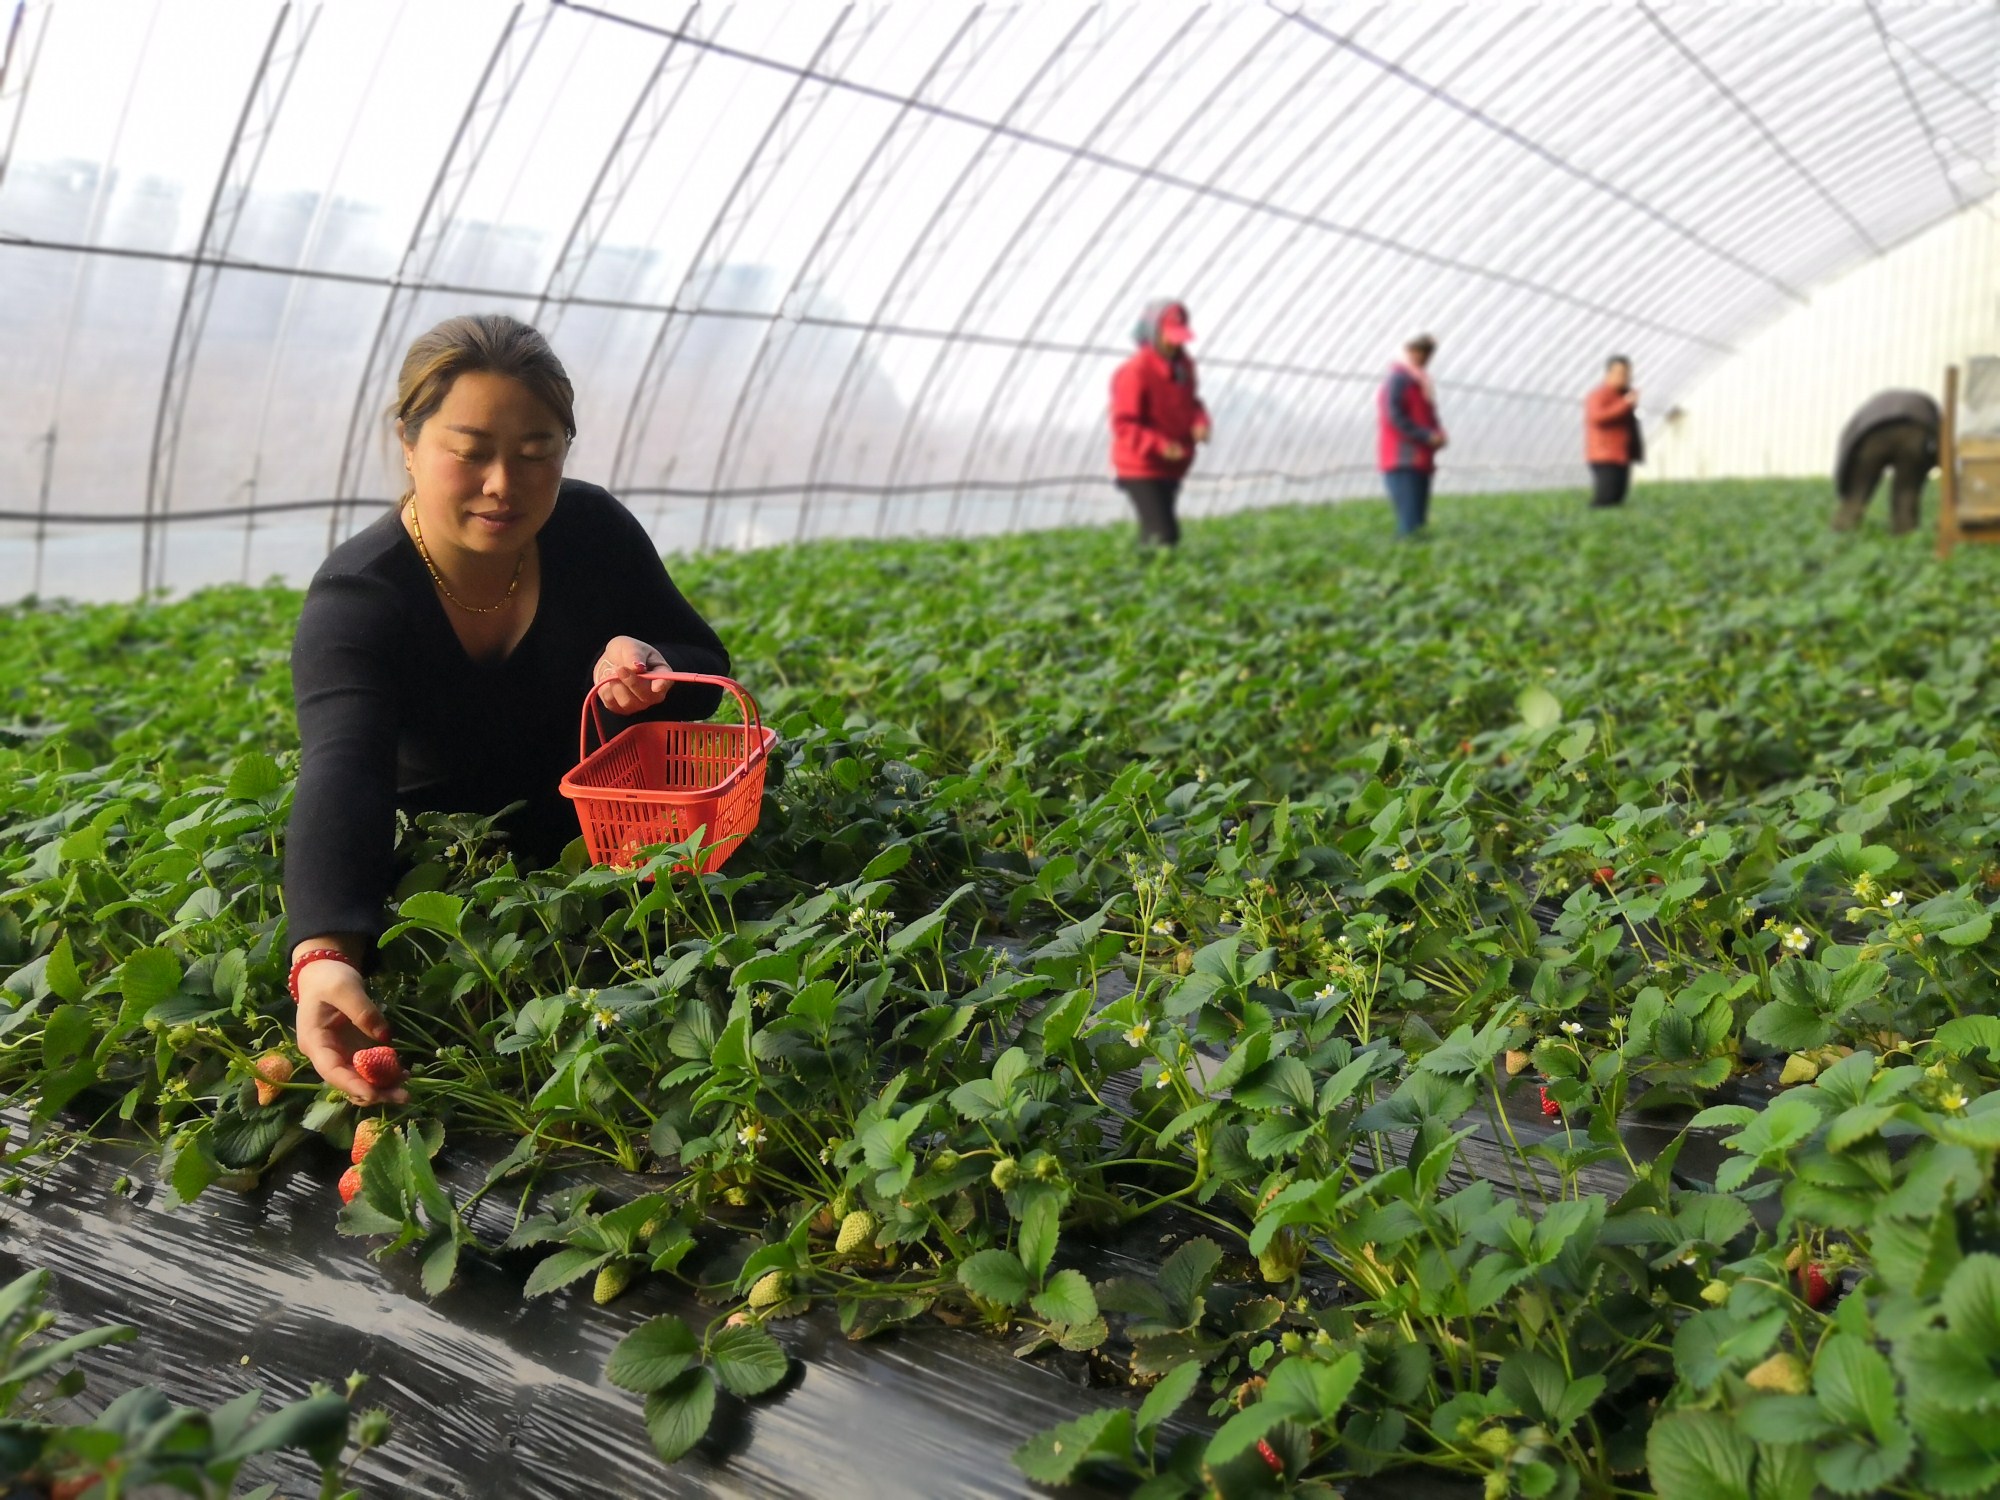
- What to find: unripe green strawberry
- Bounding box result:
[836,1210,877,1254]
[989,1156,1020,1191]
[593,1262,633,1305]
[748,1271,788,1309]
[1031,1154,1062,1183]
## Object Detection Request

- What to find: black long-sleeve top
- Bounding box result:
[283,480,728,944]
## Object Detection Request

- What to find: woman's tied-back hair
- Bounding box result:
[394,313,577,445]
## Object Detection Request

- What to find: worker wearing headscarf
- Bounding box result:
[1109,300,1210,546]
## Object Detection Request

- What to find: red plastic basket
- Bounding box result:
[559,671,776,873]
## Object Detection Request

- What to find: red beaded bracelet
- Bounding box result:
[288,947,358,1003]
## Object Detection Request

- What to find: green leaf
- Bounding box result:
[1745,998,1831,1053]
[1934,1016,2000,1059]
[708,1324,788,1397]
[860,843,912,881]
[523,1247,610,1298]
[643,1369,717,1464]
[1517,684,1563,729]
[1136,1360,1201,1437]
[958,1249,1032,1307]
[1497,1348,1603,1435]
[1648,1410,1755,1500]
[212,1392,350,1466]
[1038,987,1093,1054]
[1205,1400,1288,1466]
[1939,912,1992,948]
[1815,1333,1902,1436]
[1158,1238,1222,1317]
[1030,1269,1097,1327]
[1013,1406,1131,1485]
[389,890,465,941]
[44,934,83,1004]
[2,1323,138,1385]
[226,751,284,801]
[119,947,182,1018]
[420,1234,460,1299]
[607,1316,701,1393]
[1941,1254,2000,1353]
[1018,1193,1060,1281]
[168,1133,219,1205]
[886,882,974,955]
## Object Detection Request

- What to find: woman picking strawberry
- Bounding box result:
[283,314,729,1104]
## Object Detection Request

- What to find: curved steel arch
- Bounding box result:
[1277,4,1811,305]
[326,2,552,551]
[140,3,317,596]
[601,6,873,517]
[1168,9,1566,501]
[703,6,993,538]
[869,8,1212,536]
[1864,0,1971,211]
[965,10,1312,534]
[531,2,706,341]
[0,0,51,195]
[1638,3,1879,257]
[795,6,1118,541]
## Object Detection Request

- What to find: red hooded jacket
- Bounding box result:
[1110,343,1207,480]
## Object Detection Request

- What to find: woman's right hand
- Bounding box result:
[295,957,407,1105]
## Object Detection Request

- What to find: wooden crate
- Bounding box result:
[1935,366,2000,557]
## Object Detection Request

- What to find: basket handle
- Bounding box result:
[578,670,763,767]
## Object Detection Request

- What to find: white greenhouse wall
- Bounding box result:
[1646,200,2000,483]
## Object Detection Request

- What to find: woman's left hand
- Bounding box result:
[594,636,672,713]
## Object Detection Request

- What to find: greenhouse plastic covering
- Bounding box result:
[0,0,1994,599]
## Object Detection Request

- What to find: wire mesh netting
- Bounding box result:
[1,0,1995,599]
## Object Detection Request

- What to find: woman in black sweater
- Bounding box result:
[284,314,728,1103]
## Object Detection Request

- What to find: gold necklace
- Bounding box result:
[407,498,524,615]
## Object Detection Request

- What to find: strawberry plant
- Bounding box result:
[6,480,2000,1492]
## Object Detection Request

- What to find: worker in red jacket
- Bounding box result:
[1377,334,1445,538]
[1110,300,1209,546]
[1584,355,1643,507]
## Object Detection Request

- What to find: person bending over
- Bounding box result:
[284,313,729,1103]
[1832,389,1940,535]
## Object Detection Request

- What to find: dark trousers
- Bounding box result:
[1117,477,1182,546]
[1383,467,1432,537]
[1835,422,1931,536]
[1589,462,1631,508]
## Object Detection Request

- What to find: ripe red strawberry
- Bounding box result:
[1256,1438,1284,1474]
[252,1051,293,1106]
[1592,866,1616,888]
[350,1118,386,1165]
[353,1047,403,1089]
[1798,1261,1833,1309]
[1539,1085,1561,1119]
[338,1165,363,1204]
